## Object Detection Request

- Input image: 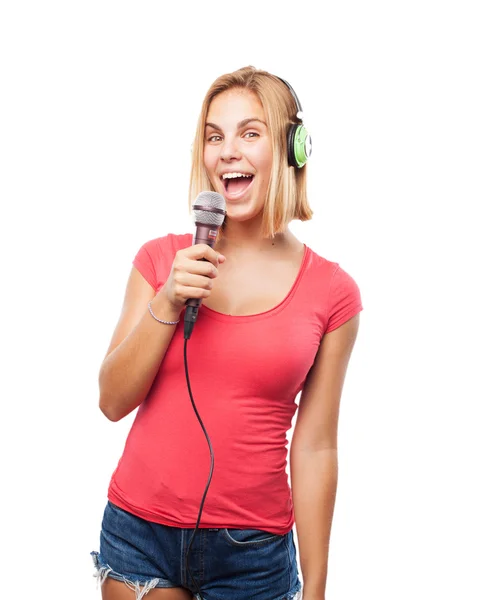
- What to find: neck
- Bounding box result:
[216,218,293,254]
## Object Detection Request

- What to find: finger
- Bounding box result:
[176,272,214,289]
[187,244,225,266]
[183,257,219,278]
[176,284,211,300]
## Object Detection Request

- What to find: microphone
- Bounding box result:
[184,192,227,339]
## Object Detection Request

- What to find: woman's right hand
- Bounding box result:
[159,244,226,312]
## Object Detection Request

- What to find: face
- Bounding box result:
[203,88,273,222]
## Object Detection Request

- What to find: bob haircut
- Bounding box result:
[188,66,313,242]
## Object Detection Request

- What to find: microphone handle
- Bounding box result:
[184,224,219,339]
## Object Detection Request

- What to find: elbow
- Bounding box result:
[98,384,136,423]
[98,364,121,422]
[97,364,142,422]
[98,378,122,423]
[99,405,120,422]
[99,396,122,422]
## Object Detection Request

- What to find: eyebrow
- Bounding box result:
[205,118,267,131]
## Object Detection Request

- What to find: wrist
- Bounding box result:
[302,582,326,599]
[150,289,182,322]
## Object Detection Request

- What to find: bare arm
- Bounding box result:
[290,313,360,598]
[98,270,182,421]
[98,244,225,422]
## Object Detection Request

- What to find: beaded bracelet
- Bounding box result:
[148,301,180,325]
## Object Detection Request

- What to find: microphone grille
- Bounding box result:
[192,191,226,227]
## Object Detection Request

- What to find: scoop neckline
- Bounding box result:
[192,234,310,323]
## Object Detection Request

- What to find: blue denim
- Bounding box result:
[91,501,302,600]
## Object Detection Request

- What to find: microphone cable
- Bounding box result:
[183,338,214,600]
[182,189,225,598]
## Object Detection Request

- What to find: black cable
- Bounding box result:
[183,338,215,600]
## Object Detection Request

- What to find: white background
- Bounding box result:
[1,1,478,599]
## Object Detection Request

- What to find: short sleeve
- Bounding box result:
[132,233,192,291]
[132,239,162,290]
[325,265,363,334]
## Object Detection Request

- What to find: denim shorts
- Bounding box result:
[91,500,302,600]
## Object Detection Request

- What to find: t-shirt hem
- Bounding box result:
[107,487,294,535]
[325,303,363,334]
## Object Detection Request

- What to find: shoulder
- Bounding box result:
[304,245,346,285]
[306,245,360,288]
[304,244,363,334]
[132,232,193,290]
[324,261,363,334]
[137,232,193,257]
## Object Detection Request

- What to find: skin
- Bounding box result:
[203,87,361,600]
[100,86,360,600]
[203,87,298,255]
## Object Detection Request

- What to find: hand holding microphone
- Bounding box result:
[160,244,226,314]
[183,191,227,339]
[154,191,227,338]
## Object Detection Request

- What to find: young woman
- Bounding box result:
[91,66,363,600]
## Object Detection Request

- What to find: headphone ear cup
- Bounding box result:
[287,123,300,168]
[287,123,311,168]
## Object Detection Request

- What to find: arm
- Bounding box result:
[290,313,360,598]
[99,243,224,422]
[99,267,182,422]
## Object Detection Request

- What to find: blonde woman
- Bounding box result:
[91,66,363,600]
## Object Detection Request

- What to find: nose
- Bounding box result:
[220,135,241,162]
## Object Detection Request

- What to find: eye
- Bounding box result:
[244,131,259,139]
[206,135,222,143]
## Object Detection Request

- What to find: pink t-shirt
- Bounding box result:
[107,233,363,534]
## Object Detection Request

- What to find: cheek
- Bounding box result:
[255,156,273,185]
[250,141,272,176]
[203,147,217,174]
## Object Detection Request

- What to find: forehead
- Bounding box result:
[206,88,265,124]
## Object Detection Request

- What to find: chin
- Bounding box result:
[224,204,264,223]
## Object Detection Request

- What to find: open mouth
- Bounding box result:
[222,173,255,197]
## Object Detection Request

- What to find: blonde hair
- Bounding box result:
[188,66,313,241]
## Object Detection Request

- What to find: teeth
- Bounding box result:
[221,172,252,180]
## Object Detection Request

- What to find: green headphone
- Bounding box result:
[276,76,312,169]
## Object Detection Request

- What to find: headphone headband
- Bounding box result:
[275,76,303,118]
